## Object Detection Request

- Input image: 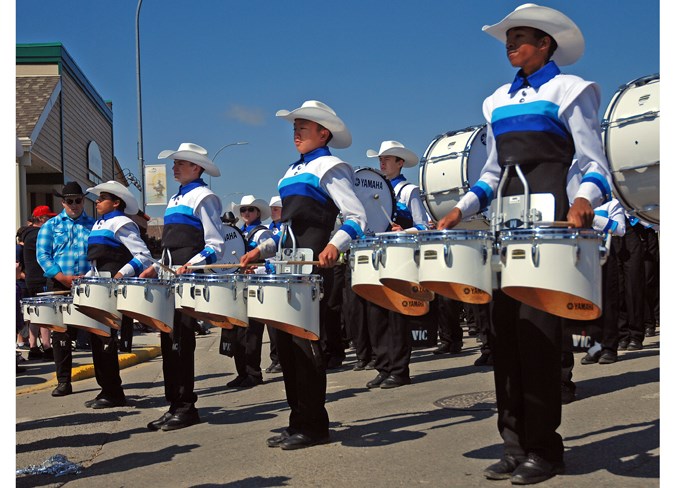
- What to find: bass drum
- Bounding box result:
[217,224,248,271]
[602,73,660,224]
[419,125,489,229]
[353,167,396,234]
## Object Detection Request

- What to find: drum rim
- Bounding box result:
[377,233,419,244]
[192,274,247,283]
[245,274,323,283]
[74,276,115,284]
[117,277,171,284]
[418,229,494,241]
[498,228,603,239]
[22,296,71,304]
[350,237,381,248]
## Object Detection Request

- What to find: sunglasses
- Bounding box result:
[239,206,258,213]
[64,197,83,205]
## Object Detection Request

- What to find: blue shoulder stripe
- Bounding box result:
[165,205,202,228]
[199,247,217,264]
[340,219,365,240]
[492,101,568,139]
[469,180,494,210]
[581,172,612,203]
[89,229,122,248]
[278,173,329,204]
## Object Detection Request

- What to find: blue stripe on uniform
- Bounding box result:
[199,247,217,264]
[89,229,123,248]
[469,180,494,210]
[340,219,364,240]
[278,173,328,205]
[164,205,202,228]
[581,172,612,203]
[491,101,568,139]
[129,257,144,275]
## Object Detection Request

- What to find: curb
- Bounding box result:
[16,346,162,396]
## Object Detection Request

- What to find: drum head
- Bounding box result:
[419,125,488,222]
[353,167,396,234]
[218,224,247,272]
[603,74,660,224]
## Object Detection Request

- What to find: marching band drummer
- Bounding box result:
[240,100,368,450]
[437,4,612,484]
[82,180,154,408]
[265,195,284,374]
[226,195,274,388]
[140,142,225,431]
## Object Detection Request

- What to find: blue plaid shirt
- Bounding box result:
[36,209,95,279]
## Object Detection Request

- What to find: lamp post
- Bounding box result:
[209,141,248,189]
[135,0,145,210]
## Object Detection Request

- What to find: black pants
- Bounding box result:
[233,319,264,380]
[490,290,564,463]
[471,302,492,353]
[615,223,646,343]
[642,227,660,328]
[436,296,463,344]
[321,264,345,361]
[267,325,279,364]
[90,332,125,400]
[47,279,77,383]
[342,264,372,363]
[366,302,412,379]
[160,309,198,414]
[119,315,134,352]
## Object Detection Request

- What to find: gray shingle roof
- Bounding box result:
[16,76,59,139]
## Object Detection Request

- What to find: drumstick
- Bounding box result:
[186,263,265,270]
[532,221,577,228]
[36,290,71,296]
[147,256,178,275]
[379,205,395,227]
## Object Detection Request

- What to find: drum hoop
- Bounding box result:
[193,274,246,283]
[245,274,323,284]
[117,277,171,285]
[378,233,419,245]
[499,228,602,240]
[418,230,494,242]
[22,296,69,304]
[74,276,115,284]
[350,237,381,249]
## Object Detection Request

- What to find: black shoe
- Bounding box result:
[627,339,643,351]
[618,339,629,350]
[227,375,247,387]
[239,376,263,387]
[51,382,72,397]
[366,372,388,388]
[161,410,201,431]
[449,340,463,354]
[432,343,451,355]
[365,359,376,370]
[380,375,411,389]
[270,363,282,373]
[510,454,564,485]
[267,429,292,448]
[84,396,103,408]
[580,350,601,365]
[147,411,174,431]
[598,350,618,364]
[645,327,656,337]
[561,381,576,404]
[265,362,279,373]
[326,356,344,370]
[483,454,525,480]
[28,347,43,361]
[474,352,493,366]
[17,365,26,374]
[91,397,127,409]
[279,432,330,450]
[353,359,368,371]
[467,325,478,336]
[42,347,54,361]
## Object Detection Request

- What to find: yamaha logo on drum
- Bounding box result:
[354,177,383,190]
[224,232,239,241]
[463,287,484,295]
[401,299,425,308]
[567,302,594,311]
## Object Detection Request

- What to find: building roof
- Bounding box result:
[15,75,60,139]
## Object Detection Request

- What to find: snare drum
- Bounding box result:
[72,276,121,329]
[21,296,68,332]
[173,274,199,314]
[246,274,323,340]
[498,228,606,320]
[418,230,494,304]
[377,232,434,301]
[353,167,396,234]
[602,73,660,224]
[61,296,111,337]
[350,237,429,316]
[419,125,490,229]
[193,274,248,328]
[117,277,174,332]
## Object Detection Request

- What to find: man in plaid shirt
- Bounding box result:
[37,181,95,397]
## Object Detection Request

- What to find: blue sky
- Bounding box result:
[10,0,661,220]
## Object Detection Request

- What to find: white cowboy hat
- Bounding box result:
[366,140,419,168]
[276,100,352,149]
[482,3,584,66]
[87,180,140,215]
[157,142,220,177]
[231,194,271,221]
[269,195,282,208]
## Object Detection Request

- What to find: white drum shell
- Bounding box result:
[499,229,604,320]
[73,277,121,328]
[193,275,248,327]
[22,297,67,332]
[173,275,199,311]
[378,233,434,301]
[246,275,322,340]
[61,297,111,337]
[117,278,174,332]
[603,74,660,224]
[418,230,493,304]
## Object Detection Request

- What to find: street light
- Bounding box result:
[135,0,145,210]
[209,141,249,189]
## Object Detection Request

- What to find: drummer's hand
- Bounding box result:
[318,244,339,268]
[390,223,403,232]
[176,264,190,275]
[54,272,74,289]
[139,266,158,279]
[568,198,595,228]
[240,248,261,269]
[437,208,462,230]
[114,272,123,279]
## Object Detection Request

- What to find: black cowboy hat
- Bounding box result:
[53,181,85,198]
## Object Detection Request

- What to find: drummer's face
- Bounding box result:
[95,192,118,215]
[240,206,260,225]
[505,27,550,75]
[379,156,404,180]
[293,119,330,155]
[271,206,282,222]
[173,160,201,185]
